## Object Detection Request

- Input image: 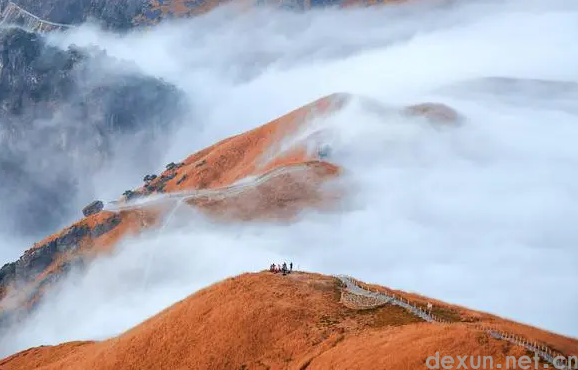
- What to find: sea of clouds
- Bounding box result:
[1,0,578,356]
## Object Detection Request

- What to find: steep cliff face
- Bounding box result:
[0,28,185,237]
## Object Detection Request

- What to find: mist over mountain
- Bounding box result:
[0,0,577,365]
[0,27,186,237]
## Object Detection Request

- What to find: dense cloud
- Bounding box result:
[1,0,578,357]
[0,27,186,238]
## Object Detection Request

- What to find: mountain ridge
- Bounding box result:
[1,271,576,369]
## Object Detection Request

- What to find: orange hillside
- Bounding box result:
[2,272,576,370]
[0,93,349,321]
[135,0,409,26]
[0,93,461,340]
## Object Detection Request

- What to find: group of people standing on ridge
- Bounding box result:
[269,262,293,275]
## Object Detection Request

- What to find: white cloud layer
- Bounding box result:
[2,0,578,357]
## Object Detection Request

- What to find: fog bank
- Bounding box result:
[2,0,578,356]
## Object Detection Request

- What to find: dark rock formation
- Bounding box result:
[143,174,157,183]
[90,214,121,238]
[0,27,185,237]
[141,167,181,194]
[52,224,89,252]
[0,212,122,326]
[145,182,165,194]
[0,263,16,288]
[59,256,86,274]
[122,189,139,200]
[0,223,89,291]
[0,0,231,31]
[82,200,104,217]
[160,172,177,181]
[0,255,87,329]
[1,0,150,31]
[176,174,188,185]
[165,162,178,170]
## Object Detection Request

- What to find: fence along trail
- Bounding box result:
[104,164,575,370]
[104,162,319,212]
[0,1,73,33]
[1,3,572,367]
[336,275,576,370]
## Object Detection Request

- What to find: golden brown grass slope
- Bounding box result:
[0,93,347,314]
[1,272,576,370]
[0,92,461,343]
[135,0,408,26]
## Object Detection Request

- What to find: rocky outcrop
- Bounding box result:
[0,27,185,236]
[1,224,89,289]
[131,164,183,197]
[0,212,125,330]
[0,0,236,30]
[1,0,148,30]
[82,200,104,217]
[143,174,157,183]
[0,93,347,324]
[0,224,89,327]
[165,162,183,171]
[90,214,121,239]
[0,263,16,291]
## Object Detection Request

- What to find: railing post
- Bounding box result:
[337,275,567,370]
